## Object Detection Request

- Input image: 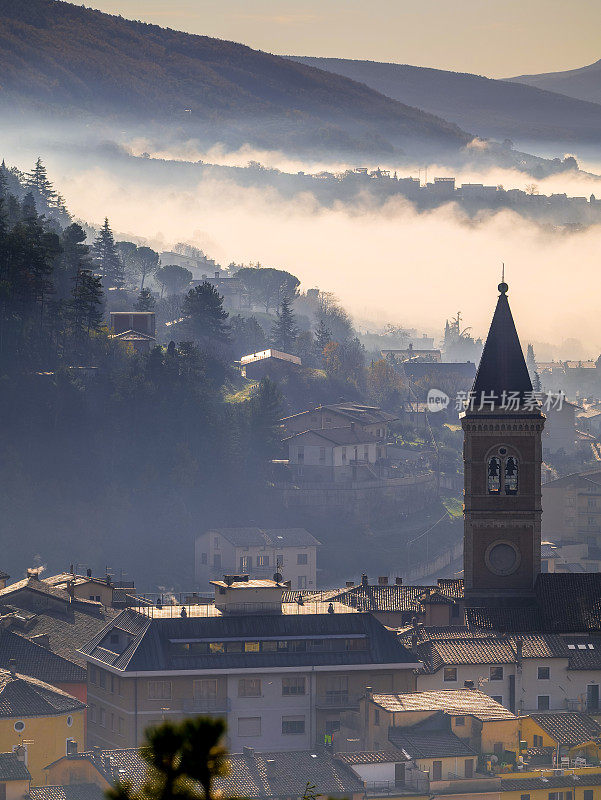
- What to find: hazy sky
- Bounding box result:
[87,0,600,78]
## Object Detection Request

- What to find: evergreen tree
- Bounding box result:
[135,246,159,290]
[183,282,230,344]
[69,269,104,337]
[314,318,331,359]
[249,377,283,466]
[56,223,91,299]
[135,287,156,311]
[271,295,297,352]
[526,343,537,376]
[25,157,55,206]
[93,218,124,288]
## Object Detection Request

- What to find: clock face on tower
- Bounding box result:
[485,540,521,576]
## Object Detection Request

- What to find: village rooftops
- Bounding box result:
[283,426,379,446]
[528,712,601,747]
[0,751,31,781]
[0,668,86,718]
[29,786,104,800]
[210,577,288,590]
[79,607,421,673]
[46,747,364,799]
[0,630,86,684]
[205,527,321,548]
[369,688,517,721]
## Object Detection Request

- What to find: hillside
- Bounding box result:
[509,59,601,106]
[288,56,601,144]
[0,0,472,158]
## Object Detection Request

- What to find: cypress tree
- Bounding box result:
[271,295,297,353]
[93,218,124,288]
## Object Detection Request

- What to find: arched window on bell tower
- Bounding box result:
[488,457,501,494]
[505,456,518,495]
[487,450,519,495]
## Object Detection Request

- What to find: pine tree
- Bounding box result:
[25,158,55,207]
[135,287,156,311]
[183,282,230,344]
[314,318,331,353]
[271,295,297,353]
[93,218,124,288]
[69,269,104,337]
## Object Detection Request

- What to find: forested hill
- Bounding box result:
[289,56,601,144]
[0,0,471,158]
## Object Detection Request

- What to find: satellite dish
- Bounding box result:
[273,572,283,583]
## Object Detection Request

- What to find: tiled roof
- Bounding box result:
[501,774,601,792]
[0,571,10,581]
[371,688,516,720]
[59,748,363,798]
[389,729,477,759]
[80,608,419,672]
[281,403,398,426]
[28,785,104,800]
[529,712,601,746]
[207,528,321,547]
[536,573,601,632]
[284,427,379,446]
[0,669,85,718]
[0,631,85,683]
[465,605,546,631]
[336,750,406,765]
[0,752,31,780]
[565,637,601,669]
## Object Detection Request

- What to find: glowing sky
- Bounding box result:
[86,0,600,78]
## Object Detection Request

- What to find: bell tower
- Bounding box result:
[462,281,545,605]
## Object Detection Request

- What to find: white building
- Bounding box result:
[284,426,384,483]
[195,527,320,590]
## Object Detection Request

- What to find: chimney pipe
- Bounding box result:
[8,658,16,678]
[345,581,355,588]
[243,746,255,758]
[464,680,475,689]
[516,637,523,666]
[395,577,403,585]
[378,576,388,586]
[361,574,368,588]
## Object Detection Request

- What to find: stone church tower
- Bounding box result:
[462,281,545,605]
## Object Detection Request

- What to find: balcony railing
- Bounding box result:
[316,692,361,709]
[181,698,231,714]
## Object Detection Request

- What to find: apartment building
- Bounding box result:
[195,528,320,590]
[81,594,420,753]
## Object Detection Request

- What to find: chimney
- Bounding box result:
[103,755,112,773]
[66,739,78,756]
[350,422,356,430]
[345,581,355,588]
[243,746,255,758]
[14,745,26,763]
[86,568,92,578]
[8,658,16,677]
[215,271,220,279]
[66,580,74,597]
[516,637,523,666]
[70,564,74,574]
[378,576,388,586]
[395,577,403,586]
[411,632,418,650]
[361,574,368,588]
[464,680,475,689]
[265,759,276,776]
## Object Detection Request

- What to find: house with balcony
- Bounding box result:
[80,586,420,753]
[280,403,397,442]
[284,426,385,483]
[194,528,320,590]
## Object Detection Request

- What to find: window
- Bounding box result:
[201,552,207,564]
[99,708,106,728]
[238,678,261,697]
[374,708,380,726]
[98,670,106,689]
[298,576,307,589]
[444,667,458,682]
[238,717,261,737]
[455,716,465,726]
[488,457,501,494]
[240,556,251,572]
[521,795,531,800]
[282,677,306,696]
[490,666,504,681]
[342,447,347,463]
[244,641,260,653]
[297,553,308,565]
[533,734,543,747]
[89,704,96,723]
[584,792,593,800]
[13,721,24,733]
[282,716,305,735]
[297,446,304,464]
[505,456,518,494]
[432,761,442,781]
[537,695,550,711]
[111,713,115,731]
[148,680,172,700]
[363,446,369,460]
[214,537,219,549]
[118,717,124,735]
[319,447,326,464]
[209,642,224,653]
[110,675,115,693]
[213,554,221,569]
[89,666,97,684]
[194,679,217,700]
[257,555,269,567]
[538,666,550,680]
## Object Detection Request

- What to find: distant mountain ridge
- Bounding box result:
[509,59,601,106]
[0,0,472,158]
[288,56,601,144]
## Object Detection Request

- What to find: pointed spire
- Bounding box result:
[471,281,532,407]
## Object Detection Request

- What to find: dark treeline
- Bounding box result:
[0,161,283,585]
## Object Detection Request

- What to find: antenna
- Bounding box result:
[501,262,505,283]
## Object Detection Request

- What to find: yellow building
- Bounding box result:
[501,765,601,800]
[0,668,85,785]
[520,712,601,763]
[0,751,31,800]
